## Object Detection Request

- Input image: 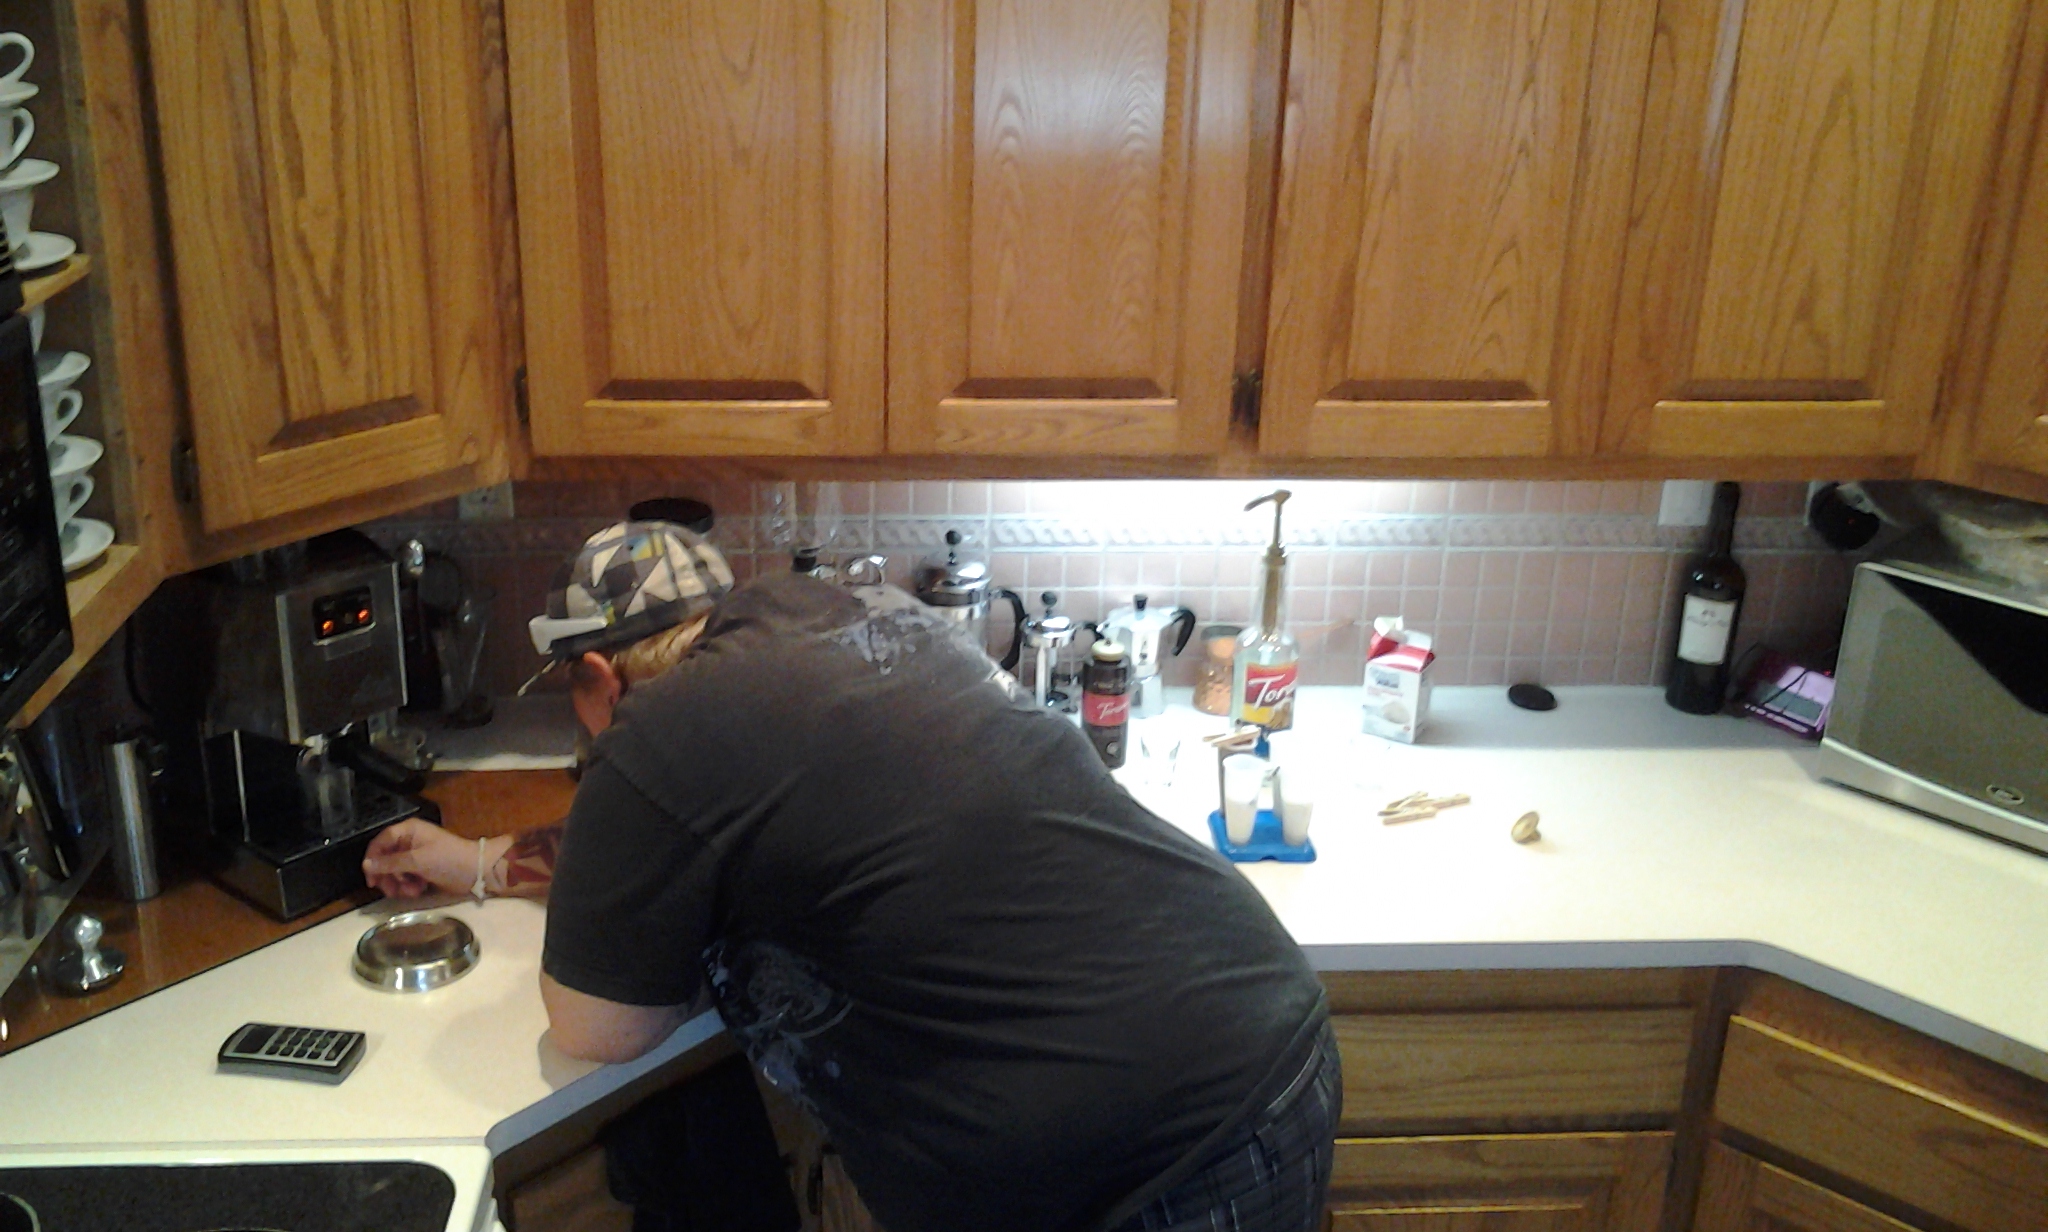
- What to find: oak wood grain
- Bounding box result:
[1602,0,2027,460]
[1692,1143,1922,1232]
[1644,402,1888,458]
[886,0,1252,455]
[1947,0,2048,483]
[1334,1008,1694,1133]
[249,0,433,430]
[146,0,513,529]
[1325,1133,1672,1232]
[1714,1016,2048,1232]
[1261,0,1657,460]
[508,0,886,458]
[523,449,1918,486]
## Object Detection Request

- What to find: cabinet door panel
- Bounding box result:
[1262,0,1657,458]
[1602,0,2025,459]
[1693,1143,1923,1232]
[1964,28,2048,482]
[887,0,1255,455]
[1325,1134,1670,1232]
[508,0,884,456]
[148,0,513,531]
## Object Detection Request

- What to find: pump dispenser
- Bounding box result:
[1232,490,1300,730]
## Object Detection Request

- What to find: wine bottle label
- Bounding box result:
[1677,596,1737,665]
[1240,662,1299,727]
[1083,692,1130,728]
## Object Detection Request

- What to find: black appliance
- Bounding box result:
[0,1161,455,1231]
[0,309,70,726]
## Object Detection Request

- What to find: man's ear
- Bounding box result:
[572,651,625,738]
[579,651,624,705]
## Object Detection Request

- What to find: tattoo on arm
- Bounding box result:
[493,825,563,897]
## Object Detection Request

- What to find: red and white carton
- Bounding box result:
[1362,617,1435,743]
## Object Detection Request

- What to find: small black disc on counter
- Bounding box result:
[1508,683,1557,711]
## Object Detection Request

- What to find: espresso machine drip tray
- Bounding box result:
[215,775,430,921]
[240,779,418,867]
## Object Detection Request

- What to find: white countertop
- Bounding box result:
[2,686,2045,1225]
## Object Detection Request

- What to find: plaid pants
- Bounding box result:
[1112,1019,1342,1232]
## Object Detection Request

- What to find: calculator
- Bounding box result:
[217,1022,367,1084]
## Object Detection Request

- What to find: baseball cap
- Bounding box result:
[524,521,735,685]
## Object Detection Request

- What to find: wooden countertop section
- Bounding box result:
[0,770,577,1055]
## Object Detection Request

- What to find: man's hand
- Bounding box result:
[363,819,482,898]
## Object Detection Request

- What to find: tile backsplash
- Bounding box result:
[366,479,1853,699]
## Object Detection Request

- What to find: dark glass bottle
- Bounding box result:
[1665,482,1747,714]
[1082,640,1131,768]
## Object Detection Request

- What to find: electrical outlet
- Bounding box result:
[458,481,515,522]
[1656,480,1714,527]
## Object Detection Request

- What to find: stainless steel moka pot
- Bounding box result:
[913,530,1028,670]
[1101,594,1197,718]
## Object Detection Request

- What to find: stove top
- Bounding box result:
[0,1161,453,1232]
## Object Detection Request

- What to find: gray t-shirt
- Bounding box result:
[544,572,1325,1232]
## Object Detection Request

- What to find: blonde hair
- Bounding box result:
[571,613,710,692]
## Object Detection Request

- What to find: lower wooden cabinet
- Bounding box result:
[1324,1133,1672,1232]
[1693,1143,1921,1232]
[1712,1013,2048,1232]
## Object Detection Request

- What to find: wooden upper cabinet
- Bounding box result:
[1260,0,1659,459]
[147,0,514,532]
[886,0,1257,456]
[505,0,886,456]
[1602,0,2028,462]
[1949,8,2048,488]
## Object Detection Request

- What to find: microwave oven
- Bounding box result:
[1817,535,2048,856]
[0,309,72,725]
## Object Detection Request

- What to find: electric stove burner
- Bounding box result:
[0,1194,37,1232]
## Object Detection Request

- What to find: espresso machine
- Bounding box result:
[195,531,435,917]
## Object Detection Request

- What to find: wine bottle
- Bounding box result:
[1665,482,1746,714]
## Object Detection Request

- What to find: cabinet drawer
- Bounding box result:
[1333,1008,1693,1132]
[1326,1133,1671,1232]
[1715,1016,2048,1232]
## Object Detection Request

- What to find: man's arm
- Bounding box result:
[488,826,564,898]
[540,972,688,1063]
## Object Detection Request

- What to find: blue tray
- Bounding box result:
[1208,810,1316,863]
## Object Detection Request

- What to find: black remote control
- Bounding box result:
[217,1022,367,1085]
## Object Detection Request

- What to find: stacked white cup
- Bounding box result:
[3,31,106,573]
[0,32,76,280]
[40,345,106,574]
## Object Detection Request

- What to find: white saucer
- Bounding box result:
[0,157,57,190]
[47,433,101,477]
[14,231,75,274]
[36,348,88,388]
[61,517,114,575]
[0,83,40,107]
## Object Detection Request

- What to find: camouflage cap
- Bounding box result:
[527,520,735,663]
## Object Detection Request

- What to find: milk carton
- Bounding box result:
[1362,617,1434,743]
